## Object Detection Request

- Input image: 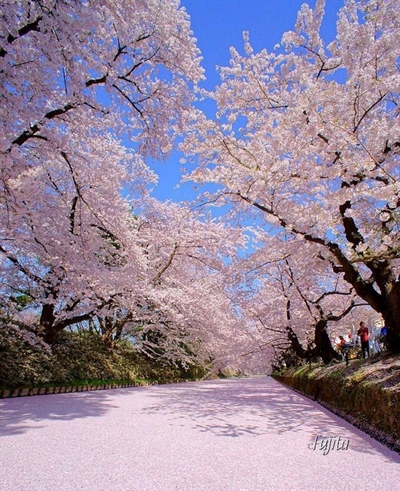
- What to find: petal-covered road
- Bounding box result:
[0,376,399,490]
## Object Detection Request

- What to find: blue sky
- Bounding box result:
[148,0,345,204]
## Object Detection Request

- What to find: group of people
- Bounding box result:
[336,321,386,360]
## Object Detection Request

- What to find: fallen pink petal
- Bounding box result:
[1,377,399,490]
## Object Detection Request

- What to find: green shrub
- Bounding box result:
[0,325,54,388]
[0,324,210,388]
[50,331,138,383]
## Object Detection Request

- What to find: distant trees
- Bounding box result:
[183,0,400,353]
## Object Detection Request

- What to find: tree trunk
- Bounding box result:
[314,320,341,365]
[285,326,309,359]
[100,317,116,348]
[381,281,400,353]
[40,304,95,345]
[285,322,340,365]
[329,240,400,353]
[40,303,58,344]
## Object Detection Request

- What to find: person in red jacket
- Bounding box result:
[357,321,370,359]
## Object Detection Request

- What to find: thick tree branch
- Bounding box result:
[11,103,75,148]
[0,16,43,57]
[153,243,179,284]
[236,191,386,314]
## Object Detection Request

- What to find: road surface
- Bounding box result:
[0,376,399,490]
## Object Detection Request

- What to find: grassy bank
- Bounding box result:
[272,353,400,452]
[0,327,211,392]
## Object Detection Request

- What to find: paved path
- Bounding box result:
[0,376,399,490]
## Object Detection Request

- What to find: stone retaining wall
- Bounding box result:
[0,379,191,399]
[273,368,400,452]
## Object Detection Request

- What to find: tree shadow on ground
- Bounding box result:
[140,376,400,462]
[0,390,120,437]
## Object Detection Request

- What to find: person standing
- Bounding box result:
[357,321,370,359]
[336,336,346,361]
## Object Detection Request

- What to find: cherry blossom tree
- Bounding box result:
[120,198,248,369]
[0,0,255,372]
[183,0,400,352]
[0,0,204,344]
[231,233,367,365]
